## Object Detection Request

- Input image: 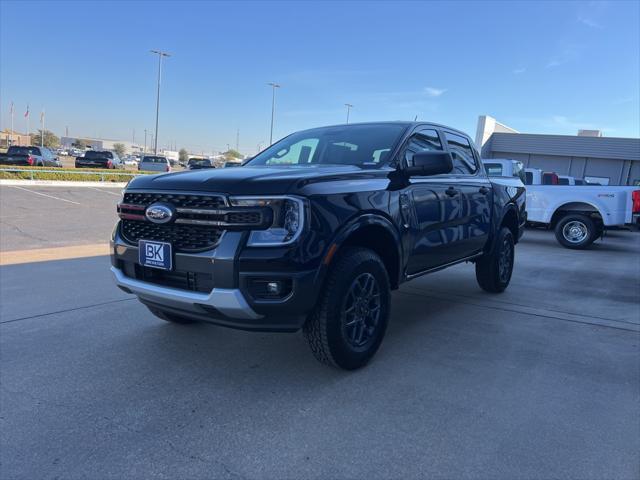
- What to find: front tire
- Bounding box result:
[303,247,391,370]
[147,306,197,324]
[554,214,597,249]
[475,226,515,293]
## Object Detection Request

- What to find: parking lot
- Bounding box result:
[1,185,639,479]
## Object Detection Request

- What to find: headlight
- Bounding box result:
[229,196,305,246]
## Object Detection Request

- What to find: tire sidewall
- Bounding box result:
[495,228,514,290]
[325,255,391,369]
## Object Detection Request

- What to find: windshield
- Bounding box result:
[188,158,211,166]
[245,124,407,168]
[142,156,168,163]
[85,151,113,159]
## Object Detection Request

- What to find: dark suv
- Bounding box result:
[111,122,525,369]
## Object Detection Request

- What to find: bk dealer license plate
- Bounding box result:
[138,240,173,271]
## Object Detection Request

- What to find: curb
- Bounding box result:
[0,179,127,188]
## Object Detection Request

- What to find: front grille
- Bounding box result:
[123,192,226,209]
[121,219,223,252]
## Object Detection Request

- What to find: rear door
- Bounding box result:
[442,131,492,256]
[402,128,465,274]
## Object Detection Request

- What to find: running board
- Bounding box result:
[404,252,484,280]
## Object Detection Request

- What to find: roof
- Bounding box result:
[298,121,471,139]
[488,132,640,161]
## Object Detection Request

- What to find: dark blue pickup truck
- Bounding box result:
[111,122,526,369]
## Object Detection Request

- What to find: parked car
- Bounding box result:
[123,155,138,166]
[523,166,640,248]
[111,121,526,369]
[0,146,62,167]
[223,159,243,168]
[56,148,69,156]
[75,150,124,169]
[187,157,214,169]
[139,155,171,172]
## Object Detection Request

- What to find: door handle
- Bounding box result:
[445,187,458,197]
[479,186,490,195]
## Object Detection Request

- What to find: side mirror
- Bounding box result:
[406,151,453,176]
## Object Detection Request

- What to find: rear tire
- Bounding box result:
[147,306,197,324]
[475,227,515,293]
[554,214,597,249]
[303,247,391,370]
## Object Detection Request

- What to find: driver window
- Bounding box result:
[403,129,442,167]
[265,138,319,165]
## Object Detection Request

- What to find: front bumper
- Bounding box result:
[111,226,320,332]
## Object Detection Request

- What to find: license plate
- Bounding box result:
[139,240,172,270]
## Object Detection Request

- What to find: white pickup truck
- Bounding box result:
[483,159,640,249]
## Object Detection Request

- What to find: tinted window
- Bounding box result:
[558,177,570,185]
[525,171,533,185]
[142,156,168,163]
[444,132,477,174]
[85,151,113,159]
[246,124,407,168]
[484,163,503,176]
[403,129,442,167]
[8,146,41,156]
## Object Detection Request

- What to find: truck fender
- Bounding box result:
[486,203,520,253]
[315,213,404,289]
[546,200,607,226]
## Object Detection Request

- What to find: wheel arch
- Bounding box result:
[319,214,403,290]
[549,201,605,228]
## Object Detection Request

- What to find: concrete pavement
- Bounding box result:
[1,227,639,479]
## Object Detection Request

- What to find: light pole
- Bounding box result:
[345,103,354,124]
[267,82,280,145]
[150,50,171,154]
[257,142,264,153]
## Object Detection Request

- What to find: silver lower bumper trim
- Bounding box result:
[111,266,262,320]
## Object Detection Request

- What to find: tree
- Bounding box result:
[179,148,189,163]
[113,143,126,158]
[223,149,242,159]
[30,130,59,148]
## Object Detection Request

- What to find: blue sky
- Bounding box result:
[1,0,638,154]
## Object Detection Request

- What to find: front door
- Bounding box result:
[401,128,466,275]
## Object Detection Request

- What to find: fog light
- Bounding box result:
[266,281,282,295]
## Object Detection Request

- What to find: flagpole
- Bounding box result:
[26,105,29,145]
[41,110,45,147]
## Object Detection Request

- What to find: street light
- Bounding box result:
[150,50,171,154]
[345,103,354,124]
[267,82,280,145]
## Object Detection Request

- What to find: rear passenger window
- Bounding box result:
[444,132,478,175]
[404,129,442,167]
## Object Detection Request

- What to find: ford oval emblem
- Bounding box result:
[145,203,174,224]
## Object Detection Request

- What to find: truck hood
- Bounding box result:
[126,165,390,195]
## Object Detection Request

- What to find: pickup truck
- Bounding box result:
[75,150,124,169]
[111,122,526,369]
[0,146,62,167]
[139,155,171,173]
[486,160,640,249]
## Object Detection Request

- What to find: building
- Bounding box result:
[476,115,640,186]
[59,136,144,155]
[1,129,31,147]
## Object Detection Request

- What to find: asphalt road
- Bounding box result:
[0,185,121,251]
[1,186,639,479]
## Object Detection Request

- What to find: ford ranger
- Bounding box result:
[111,122,526,369]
